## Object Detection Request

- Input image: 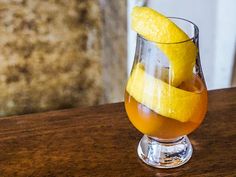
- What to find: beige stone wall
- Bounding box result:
[0,0,127,116]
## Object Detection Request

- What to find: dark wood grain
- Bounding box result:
[0,88,235,177]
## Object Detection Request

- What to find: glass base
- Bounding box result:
[137,135,192,169]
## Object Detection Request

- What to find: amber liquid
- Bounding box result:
[125,75,208,139]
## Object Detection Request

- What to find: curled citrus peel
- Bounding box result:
[131,6,197,86]
[127,64,203,123]
[127,7,200,122]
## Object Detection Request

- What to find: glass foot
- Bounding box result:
[137,135,193,169]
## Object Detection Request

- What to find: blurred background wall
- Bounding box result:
[0,0,127,116]
[100,0,127,103]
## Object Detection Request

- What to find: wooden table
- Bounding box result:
[0,88,235,177]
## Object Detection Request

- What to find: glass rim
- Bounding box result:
[137,17,199,45]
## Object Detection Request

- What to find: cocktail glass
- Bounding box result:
[125,18,208,168]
